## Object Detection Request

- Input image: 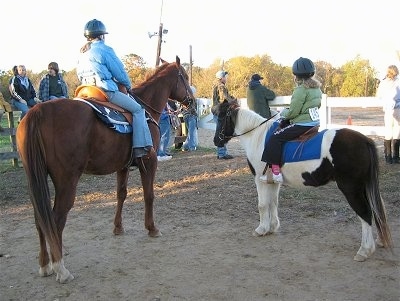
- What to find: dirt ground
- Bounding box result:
[0,108,399,301]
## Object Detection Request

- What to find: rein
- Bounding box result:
[129,67,192,116]
[224,112,279,139]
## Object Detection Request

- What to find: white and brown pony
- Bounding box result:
[213,100,393,261]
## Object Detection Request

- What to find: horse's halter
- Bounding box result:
[216,105,237,144]
[216,104,275,144]
[175,68,193,107]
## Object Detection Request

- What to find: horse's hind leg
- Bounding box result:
[114,169,129,235]
[50,180,78,283]
[336,179,375,261]
[36,221,54,277]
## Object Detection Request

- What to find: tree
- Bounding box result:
[122,54,148,86]
[340,56,377,97]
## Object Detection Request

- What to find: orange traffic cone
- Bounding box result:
[346,115,352,125]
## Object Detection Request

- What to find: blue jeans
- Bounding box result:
[107,91,153,148]
[213,114,228,157]
[182,114,198,151]
[12,98,37,119]
[158,116,171,156]
[46,95,67,101]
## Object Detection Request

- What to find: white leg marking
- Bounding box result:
[53,259,74,283]
[354,218,375,262]
[253,181,280,236]
[39,263,53,277]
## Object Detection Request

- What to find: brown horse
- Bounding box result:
[16,56,194,283]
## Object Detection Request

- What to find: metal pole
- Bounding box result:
[189,45,193,85]
[155,23,163,67]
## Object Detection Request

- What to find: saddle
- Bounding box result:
[265,122,327,163]
[291,125,319,142]
[74,85,133,124]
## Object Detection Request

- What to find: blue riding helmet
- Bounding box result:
[292,57,315,78]
[84,19,108,39]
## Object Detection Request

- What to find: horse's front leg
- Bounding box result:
[114,169,129,235]
[353,217,375,262]
[253,181,280,236]
[139,155,161,237]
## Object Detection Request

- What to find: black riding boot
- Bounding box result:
[384,139,393,164]
[392,139,400,164]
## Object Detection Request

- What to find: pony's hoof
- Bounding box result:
[375,237,384,248]
[353,254,368,262]
[252,230,267,237]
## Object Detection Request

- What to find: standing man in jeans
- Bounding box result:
[211,70,235,159]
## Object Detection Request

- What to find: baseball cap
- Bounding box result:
[251,74,263,81]
[215,70,228,79]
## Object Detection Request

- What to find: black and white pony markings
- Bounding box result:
[213,100,393,261]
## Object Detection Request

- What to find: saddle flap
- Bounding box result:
[74,85,132,123]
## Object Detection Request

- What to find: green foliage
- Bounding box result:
[0,54,381,99]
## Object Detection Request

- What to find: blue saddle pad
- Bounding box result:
[78,99,132,134]
[264,121,327,163]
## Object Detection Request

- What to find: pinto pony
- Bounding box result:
[16,56,194,283]
[213,100,392,261]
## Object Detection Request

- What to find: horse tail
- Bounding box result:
[366,140,393,250]
[23,109,61,259]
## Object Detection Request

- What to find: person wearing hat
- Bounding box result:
[211,70,236,159]
[38,62,69,101]
[260,57,322,183]
[246,73,276,118]
[76,19,153,160]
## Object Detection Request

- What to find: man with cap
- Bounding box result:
[211,70,235,159]
[246,73,276,118]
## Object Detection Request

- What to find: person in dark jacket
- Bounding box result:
[246,73,275,118]
[9,65,38,120]
[38,62,69,101]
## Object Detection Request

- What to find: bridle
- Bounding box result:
[176,68,193,108]
[130,66,193,115]
[216,103,277,143]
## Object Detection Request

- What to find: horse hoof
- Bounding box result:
[39,264,54,277]
[252,230,266,237]
[57,272,75,284]
[353,254,368,262]
[113,227,124,235]
[375,237,384,248]
[148,229,162,237]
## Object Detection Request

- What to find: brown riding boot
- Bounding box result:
[384,140,393,164]
[393,139,400,164]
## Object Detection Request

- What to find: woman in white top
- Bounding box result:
[376,65,400,163]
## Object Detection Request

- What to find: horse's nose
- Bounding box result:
[213,136,225,147]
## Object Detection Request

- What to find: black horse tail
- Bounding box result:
[22,109,61,260]
[366,139,393,250]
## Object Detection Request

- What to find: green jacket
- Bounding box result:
[246,81,275,118]
[281,78,322,124]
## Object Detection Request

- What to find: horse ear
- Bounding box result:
[160,58,167,64]
[176,56,180,66]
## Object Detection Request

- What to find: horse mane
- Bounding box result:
[236,107,272,132]
[134,62,172,91]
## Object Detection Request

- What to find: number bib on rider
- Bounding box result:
[309,107,320,121]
